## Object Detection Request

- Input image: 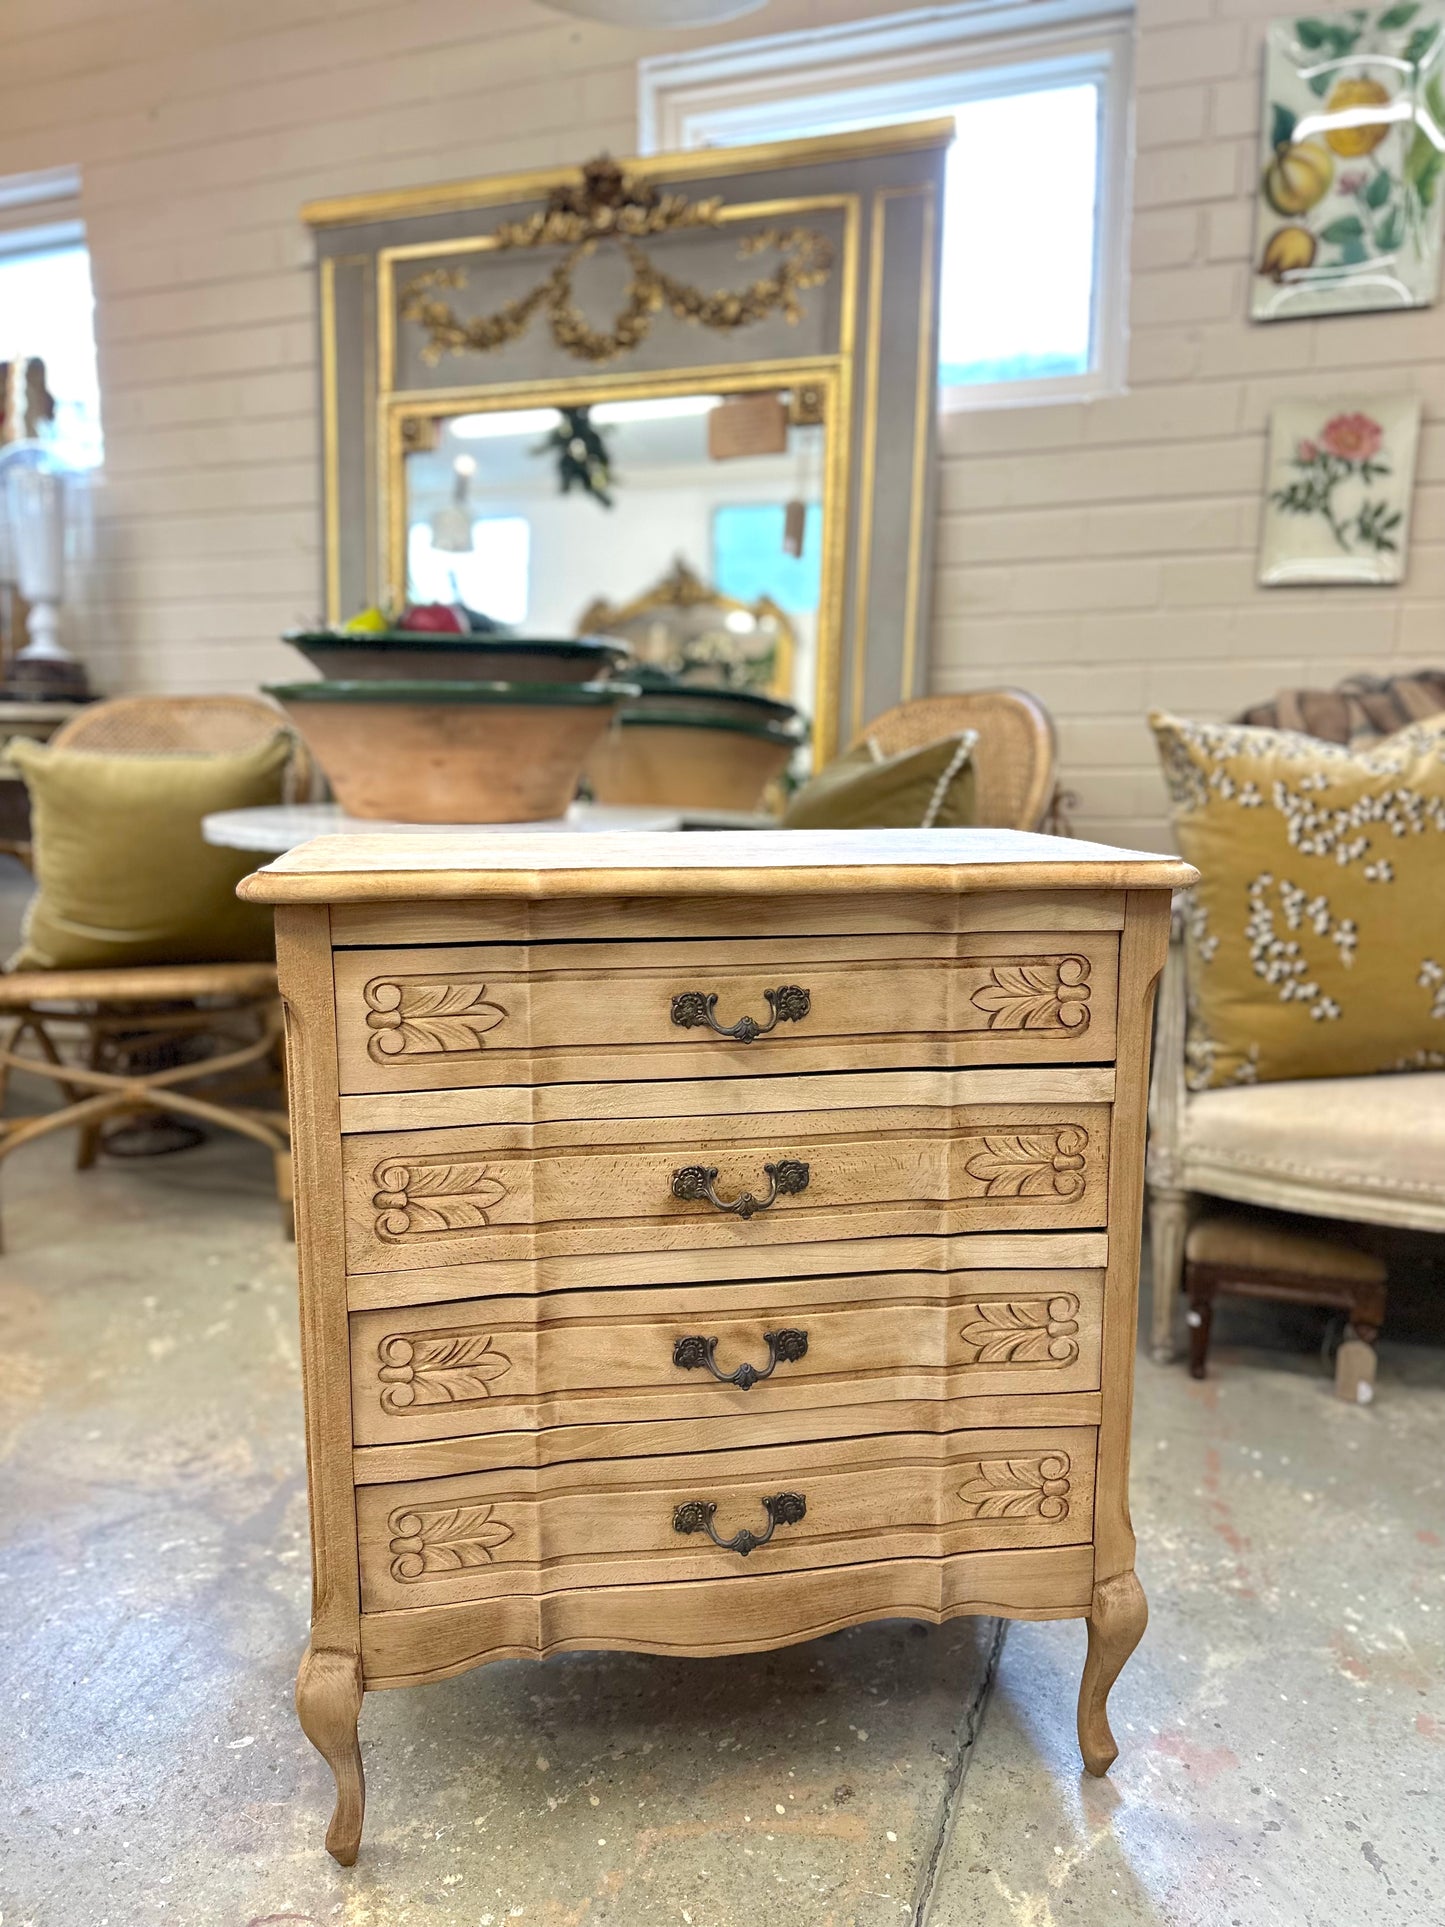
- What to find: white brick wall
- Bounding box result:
[1,0,1437,847]
[938,0,1445,846]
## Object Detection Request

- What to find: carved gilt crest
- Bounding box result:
[396,155,834,367]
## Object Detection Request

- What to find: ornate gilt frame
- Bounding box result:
[307,123,948,763]
[577,557,799,700]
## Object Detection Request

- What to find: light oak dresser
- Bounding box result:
[240,827,1194,1862]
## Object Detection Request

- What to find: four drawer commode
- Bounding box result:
[240,826,1194,1862]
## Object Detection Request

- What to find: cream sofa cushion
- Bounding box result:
[1182,1071,1445,1211]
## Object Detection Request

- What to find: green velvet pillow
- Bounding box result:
[9,732,289,970]
[782,730,978,830]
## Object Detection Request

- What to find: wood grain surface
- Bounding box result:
[341,1099,1114,1275]
[332,931,1118,1092]
[348,1267,1106,1445]
[328,887,1128,948]
[350,1392,1106,1483]
[240,826,1197,905]
[355,1425,1098,1610]
[358,1544,1097,1687]
[344,1228,1112,1311]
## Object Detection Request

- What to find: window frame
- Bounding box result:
[638,0,1134,411]
[0,165,103,467]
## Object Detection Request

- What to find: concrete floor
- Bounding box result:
[0,1112,1442,1926]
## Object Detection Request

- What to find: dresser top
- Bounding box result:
[239,827,1195,904]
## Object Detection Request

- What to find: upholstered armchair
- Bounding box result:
[1146,905,1445,1360]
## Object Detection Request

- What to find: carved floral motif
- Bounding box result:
[388,1501,514,1581]
[363,976,507,1061]
[970,956,1092,1031]
[962,1126,1089,1200]
[377,1329,513,1413]
[956,1452,1073,1521]
[372,1158,508,1240]
[957,1295,1081,1367]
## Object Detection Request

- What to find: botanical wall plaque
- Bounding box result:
[1259,397,1420,584]
[1253,6,1445,318]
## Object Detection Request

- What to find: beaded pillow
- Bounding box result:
[1151,709,1445,1089]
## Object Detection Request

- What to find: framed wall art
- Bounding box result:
[1253,7,1445,319]
[1259,397,1421,584]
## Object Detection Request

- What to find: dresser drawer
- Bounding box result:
[340,1071,1113,1277]
[331,931,1118,1092]
[349,1268,1105,1445]
[355,1425,1098,1610]
[359,1546,1098,1686]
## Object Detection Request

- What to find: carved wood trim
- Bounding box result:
[970,955,1091,1031]
[363,975,508,1062]
[957,1294,1081,1367]
[956,1452,1073,1521]
[388,1501,514,1581]
[372,1158,509,1240]
[377,1329,513,1413]
[962,1127,1089,1200]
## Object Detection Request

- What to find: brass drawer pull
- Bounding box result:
[670,984,810,1044]
[673,1491,806,1556]
[672,1327,809,1390]
[670,1159,810,1219]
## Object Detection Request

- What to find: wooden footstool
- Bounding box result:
[1183,1213,1387,1399]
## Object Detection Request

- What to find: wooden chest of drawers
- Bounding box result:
[240,827,1193,1862]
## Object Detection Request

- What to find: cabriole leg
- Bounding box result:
[1077,1570,1148,1776]
[296,1643,365,1864]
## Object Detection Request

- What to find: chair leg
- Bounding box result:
[1148,1186,1191,1364]
[75,1022,106,1170]
[1184,1264,1216,1380]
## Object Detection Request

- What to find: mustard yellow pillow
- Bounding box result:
[9,733,289,970]
[783,731,978,830]
[1151,710,1445,1089]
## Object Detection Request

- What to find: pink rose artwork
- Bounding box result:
[1320,413,1384,463]
[1270,410,1397,554]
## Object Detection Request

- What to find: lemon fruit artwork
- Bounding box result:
[1252,6,1445,319]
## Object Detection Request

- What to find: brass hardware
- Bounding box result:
[671,984,810,1044]
[788,383,827,426]
[670,1159,810,1219]
[672,1491,806,1556]
[398,414,440,453]
[672,1328,809,1390]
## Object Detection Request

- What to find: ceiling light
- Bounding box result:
[450,408,560,441]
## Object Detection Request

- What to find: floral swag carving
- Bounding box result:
[396,156,836,367]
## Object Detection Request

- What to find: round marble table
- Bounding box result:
[202,800,774,855]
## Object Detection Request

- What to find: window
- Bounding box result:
[713,502,822,613]
[407,516,531,623]
[639,0,1133,409]
[0,168,103,466]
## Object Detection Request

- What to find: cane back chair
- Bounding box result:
[0,694,306,1245]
